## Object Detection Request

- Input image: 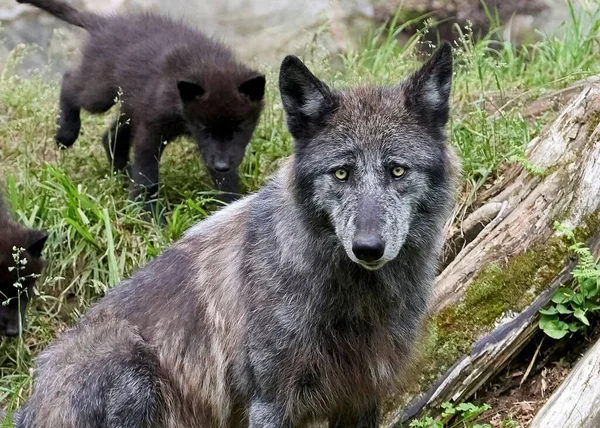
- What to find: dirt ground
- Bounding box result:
[475,323,600,427]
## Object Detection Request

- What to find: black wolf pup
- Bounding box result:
[17,0,265,211]
[15,43,459,427]
[0,192,48,337]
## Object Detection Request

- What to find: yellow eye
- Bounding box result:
[334,168,349,181]
[392,166,406,178]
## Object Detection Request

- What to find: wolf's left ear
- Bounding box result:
[178,81,206,103]
[403,42,453,129]
[26,230,48,258]
[239,73,266,102]
[279,55,335,141]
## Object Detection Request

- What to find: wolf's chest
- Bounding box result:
[281,325,406,416]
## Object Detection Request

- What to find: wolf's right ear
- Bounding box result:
[279,56,335,141]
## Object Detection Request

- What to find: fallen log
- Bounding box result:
[389,232,600,426]
[386,80,600,425]
[441,77,600,270]
[529,328,600,428]
[434,81,600,313]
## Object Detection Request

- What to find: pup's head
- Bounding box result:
[175,66,265,174]
[280,43,456,270]
[0,223,47,337]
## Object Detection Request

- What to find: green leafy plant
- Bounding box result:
[409,401,492,428]
[539,223,600,339]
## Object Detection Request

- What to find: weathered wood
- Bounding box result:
[386,81,600,425]
[434,82,600,313]
[388,233,600,427]
[440,78,600,270]
[529,331,600,427]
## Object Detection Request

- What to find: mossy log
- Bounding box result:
[436,82,600,312]
[389,81,600,425]
[529,328,600,427]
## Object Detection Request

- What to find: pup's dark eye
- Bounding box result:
[334,168,349,181]
[391,166,406,179]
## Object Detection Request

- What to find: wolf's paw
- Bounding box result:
[56,120,81,149]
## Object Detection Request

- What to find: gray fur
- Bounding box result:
[15,43,459,427]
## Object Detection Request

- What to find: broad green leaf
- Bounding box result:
[457,403,478,412]
[574,308,590,326]
[556,303,573,314]
[584,301,600,311]
[539,314,559,329]
[580,277,599,298]
[440,401,456,418]
[573,293,586,306]
[542,319,569,339]
[538,306,558,315]
[551,287,575,304]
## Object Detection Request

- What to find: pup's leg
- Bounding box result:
[103,117,132,173]
[329,402,380,428]
[56,70,82,148]
[129,122,165,219]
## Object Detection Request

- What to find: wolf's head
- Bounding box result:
[0,222,47,336]
[280,43,456,270]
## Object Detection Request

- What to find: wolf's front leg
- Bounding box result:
[329,402,380,428]
[248,399,293,428]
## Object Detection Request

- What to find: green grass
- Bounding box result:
[2,0,600,420]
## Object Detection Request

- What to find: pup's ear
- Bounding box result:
[402,42,453,130]
[26,230,48,258]
[177,81,206,102]
[239,73,265,102]
[279,55,336,141]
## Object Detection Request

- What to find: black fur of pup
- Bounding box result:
[17,0,266,213]
[0,192,48,337]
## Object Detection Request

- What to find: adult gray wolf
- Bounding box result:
[15,42,459,427]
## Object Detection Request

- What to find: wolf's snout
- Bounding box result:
[2,325,20,337]
[352,234,385,262]
[0,318,20,337]
[213,160,231,173]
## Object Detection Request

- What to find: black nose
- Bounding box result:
[1,325,20,337]
[213,161,231,173]
[352,234,385,262]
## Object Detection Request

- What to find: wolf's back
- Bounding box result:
[16,0,101,30]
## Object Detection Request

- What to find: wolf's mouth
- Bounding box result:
[357,260,387,271]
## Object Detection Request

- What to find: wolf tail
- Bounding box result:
[16,0,101,31]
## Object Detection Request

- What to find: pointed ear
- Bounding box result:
[239,73,265,102]
[177,81,206,102]
[403,42,453,129]
[26,230,48,258]
[279,55,335,141]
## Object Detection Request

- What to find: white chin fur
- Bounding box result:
[346,252,388,270]
[357,260,387,270]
